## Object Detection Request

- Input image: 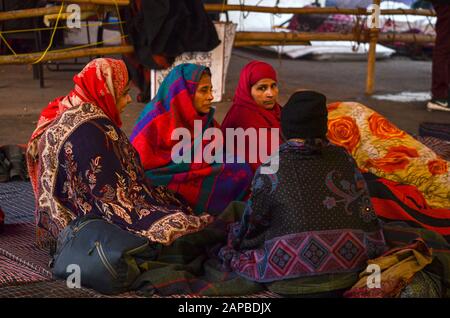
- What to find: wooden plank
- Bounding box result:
[204,4,436,16]
[0,2,435,22]
[235,32,435,43]
[366,0,381,95]
[53,0,128,5]
[234,40,311,47]
[0,4,96,21]
[0,45,134,64]
[18,1,437,16]
[236,32,358,42]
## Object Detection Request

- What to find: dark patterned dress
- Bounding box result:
[35,103,212,248]
[219,140,387,282]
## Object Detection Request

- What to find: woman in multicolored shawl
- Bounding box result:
[26,58,212,249]
[130,63,252,215]
[221,60,282,172]
[219,91,387,295]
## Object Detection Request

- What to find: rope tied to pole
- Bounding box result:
[32,1,65,64]
[0,31,17,56]
[351,8,365,52]
[402,8,418,47]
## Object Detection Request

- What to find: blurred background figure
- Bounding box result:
[427,0,450,112]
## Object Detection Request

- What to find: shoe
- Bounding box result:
[0,145,28,181]
[427,99,450,112]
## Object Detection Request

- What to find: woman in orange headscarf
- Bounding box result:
[26,58,211,249]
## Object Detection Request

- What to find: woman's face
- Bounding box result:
[250,78,279,110]
[194,73,214,115]
[116,83,132,113]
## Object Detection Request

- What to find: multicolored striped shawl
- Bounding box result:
[130,64,252,215]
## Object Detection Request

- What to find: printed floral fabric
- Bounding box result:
[35,103,212,248]
[327,102,450,209]
[27,58,128,199]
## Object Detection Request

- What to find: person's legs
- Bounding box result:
[428,2,450,111]
[448,48,450,101]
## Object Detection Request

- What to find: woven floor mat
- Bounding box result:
[0,181,35,225]
[0,279,281,298]
[0,223,51,272]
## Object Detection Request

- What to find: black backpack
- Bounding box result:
[51,214,160,295]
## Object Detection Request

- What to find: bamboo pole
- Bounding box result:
[0,4,97,21]
[234,40,311,47]
[204,4,436,16]
[366,0,381,95]
[233,33,435,46]
[53,0,128,5]
[0,31,435,65]
[44,11,97,23]
[236,32,359,42]
[0,2,435,19]
[366,31,378,95]
[0,32,434,66]
[0,45,134,65]
[380,9,435,16]
[235,31,435,43]
[55,2,436,16]
[378,32,435,43]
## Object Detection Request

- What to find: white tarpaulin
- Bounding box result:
[150,22,236,102]
[268,41,395,60]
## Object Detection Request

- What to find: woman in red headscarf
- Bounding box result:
[26,58,211,249]
[221,60,282,172]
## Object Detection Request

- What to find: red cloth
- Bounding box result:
[365,174,450,238]
[0,206,4,233]
[27,58,129,197]
[221,61,282,172]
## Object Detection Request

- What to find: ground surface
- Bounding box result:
[1,49,450,145]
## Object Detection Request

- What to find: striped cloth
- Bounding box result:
[419,122,450,142]
[418,136,450,162]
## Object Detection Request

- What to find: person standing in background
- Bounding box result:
[427,0,450,112]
